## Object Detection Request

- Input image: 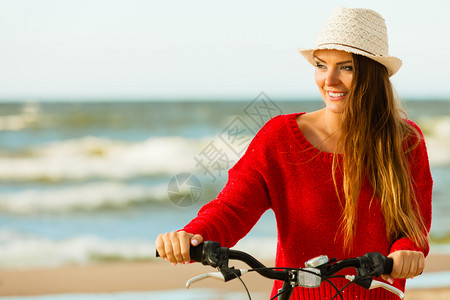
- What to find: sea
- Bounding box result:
[0,95,449,298]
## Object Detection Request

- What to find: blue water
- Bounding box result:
[0,98,449,271]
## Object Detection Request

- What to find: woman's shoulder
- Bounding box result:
[403,119,427,147]
[248,113,303,148]
[405,119,424,136]
[403,119,430,162]
[257,113,303,135]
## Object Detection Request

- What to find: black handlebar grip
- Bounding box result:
[189,243,204,262]
[155,243,204,262]
[383,257,394,275]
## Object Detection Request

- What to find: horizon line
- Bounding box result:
[0,96,448,103]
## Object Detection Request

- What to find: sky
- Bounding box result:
[0,0,449,101]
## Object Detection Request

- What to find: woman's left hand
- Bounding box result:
[381,250,425,284]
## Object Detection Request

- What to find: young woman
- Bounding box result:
[156,7,432,299]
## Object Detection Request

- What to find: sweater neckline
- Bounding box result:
[285,112,340,162]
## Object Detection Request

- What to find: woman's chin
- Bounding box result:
[324,102,345,114]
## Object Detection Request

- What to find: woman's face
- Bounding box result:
[314,49,354,113]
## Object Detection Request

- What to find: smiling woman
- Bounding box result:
[156,6,433,300]
[297,6,431,268]
[313,50,354,113]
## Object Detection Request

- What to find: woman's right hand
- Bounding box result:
[155,231,203,264]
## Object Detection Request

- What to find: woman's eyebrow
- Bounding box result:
[336,60,353,65]
[313,55,325,63]
[313,55,353,65]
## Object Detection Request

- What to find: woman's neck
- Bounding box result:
[320,108,342,138]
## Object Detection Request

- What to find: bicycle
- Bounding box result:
[156,240,404,300]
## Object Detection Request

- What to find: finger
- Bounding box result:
[401,251,421,278]
[410,252,423,277]
[398,252,411,278]
[155,234,166,260]
[417,254,425,276]
[381,274,395,285]
[191,234,203,246]
[163,233,177,263]
[389,254,402,279]
[401,251,423,278]
[413,253,425,277]
[407,254,419,278]
[178,231,193,263]
[168,231,184,263]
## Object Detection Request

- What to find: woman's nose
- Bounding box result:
[325,69,340,86]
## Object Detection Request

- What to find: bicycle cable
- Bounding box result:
[329,277,355,300]
[235,273,252,300]
[245,267,344,300]
[270,288,288,300]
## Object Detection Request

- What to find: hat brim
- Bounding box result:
[298,45,402,76]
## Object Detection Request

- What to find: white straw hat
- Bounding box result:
[298,7,402,76]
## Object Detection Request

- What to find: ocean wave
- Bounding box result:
[0,230,156,269]
[0,229,448,270]
[0,132,248,182]
[0,182,169,214]
[0,116,447,185]
[0,230,277,269]
[0,102,44,131]
[418,116,450,166]
[0,136,213,182]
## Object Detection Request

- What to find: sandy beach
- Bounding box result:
[0,253,449,299]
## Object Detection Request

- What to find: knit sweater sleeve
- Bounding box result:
[182,116,277,247]
[390,121,433,256]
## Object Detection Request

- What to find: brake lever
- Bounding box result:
[186,272,225,288]
[345,275,405,299]
[369,279,405,299]
[186,269,248,288]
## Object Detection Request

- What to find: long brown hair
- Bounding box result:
[335,54,428,252]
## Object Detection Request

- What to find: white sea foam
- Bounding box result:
[0,136,210,181]
[2,116,445,185]
[0,102,43,131]
[418,116,450,166]
[0,133,245,182]
[0,230,156,269]
[0,230,276,270]
[0,182,168,214]
[1,229,449,291]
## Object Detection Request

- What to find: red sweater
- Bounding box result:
[183,113,433,300]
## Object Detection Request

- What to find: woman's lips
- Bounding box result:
[327,91,347,100]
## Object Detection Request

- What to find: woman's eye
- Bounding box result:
[315,62,327,69]
[340,65,353,71]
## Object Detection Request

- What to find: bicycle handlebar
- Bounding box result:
[156,241,401,299]
[155,240,393,279]
[156,241,289,280]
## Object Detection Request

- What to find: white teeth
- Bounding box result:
[328,91,346,97]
